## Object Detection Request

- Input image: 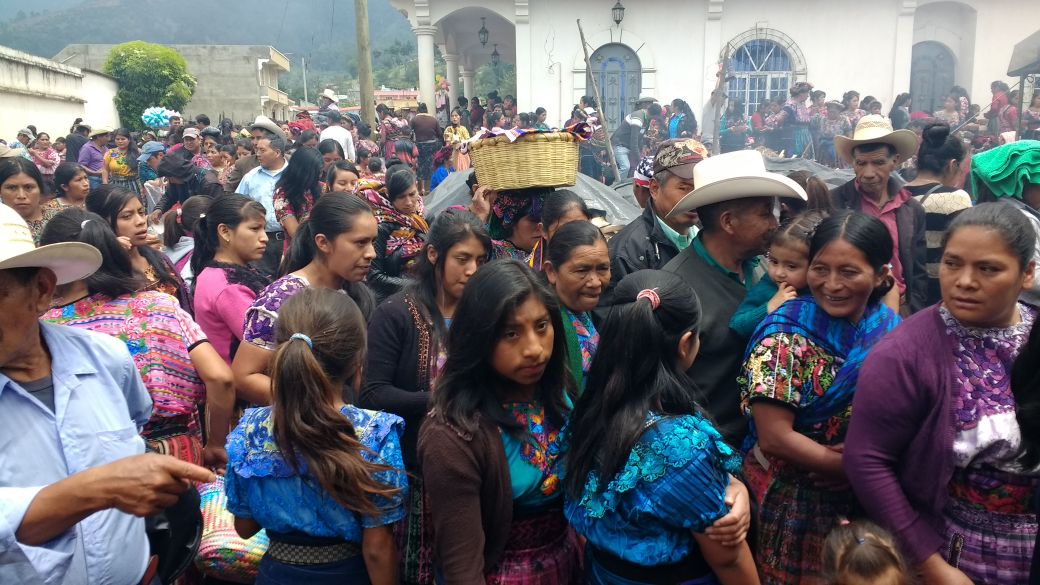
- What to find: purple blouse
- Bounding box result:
[242,273,310,351]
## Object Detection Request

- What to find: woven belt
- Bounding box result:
[265,539,360,566]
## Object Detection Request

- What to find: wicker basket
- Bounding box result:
[468,131,580,191]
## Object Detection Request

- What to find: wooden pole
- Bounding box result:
[355,0,376,127]
[710,44,732,156]
[577,19,622,183]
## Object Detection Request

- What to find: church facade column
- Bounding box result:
[444,53,460,108]
[414,25,438,107]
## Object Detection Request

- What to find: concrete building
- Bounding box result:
[54,44,294,124]
[0,45,119,143]
[390,0,1036,131]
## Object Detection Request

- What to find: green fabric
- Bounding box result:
[729,274,779,338]
[970,140,1040,199]
[691,234,759,290]
[560,308,585,393]
[653,213,697,252]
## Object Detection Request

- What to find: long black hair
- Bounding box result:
[275,146,323,218]
[1014,320,1040,469]
[541,189,590,234]
[280,192,376,319]
[54,162,87,199]
[941,202,1036,272]
[809,212,894,305]
[565,269,704,499]
[190,194,270,295]
[405,209,491,346]
[114,128,140,173]
[40,208,145,298]
[318,138,345,161]
[431,259,573,437]
[916,123,966,176]
[86,185,181,291]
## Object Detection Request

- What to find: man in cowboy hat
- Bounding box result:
[832,114,927,314]
[318,88,340,114]
[607,140,710,304]
[663,149,807,446]
[237,135,289,274]
[223,115,284,194]
[77,126,111,189]
[0,204,214,584]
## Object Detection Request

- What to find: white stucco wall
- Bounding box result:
[0,46,86,142]
[401,0,1033,126]
[82,70,121,132]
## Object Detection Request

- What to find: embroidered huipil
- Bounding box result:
[564,413,739,566]
[225,405,408,542]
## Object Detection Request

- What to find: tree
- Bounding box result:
[474,63,517,100]
[103,42,197,131]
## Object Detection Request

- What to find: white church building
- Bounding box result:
[390,0,1036,132]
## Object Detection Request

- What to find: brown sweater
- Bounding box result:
[417,413,512,584]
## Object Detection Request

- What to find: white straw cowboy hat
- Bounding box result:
[667,150,807,218]
[321,88,338,102]
[0,203,101,285]
[248,115,287,141]
[834,114,918,165]
[88,126,112,138]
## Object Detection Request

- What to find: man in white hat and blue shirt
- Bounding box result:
[0,204,214,584]
[664,150,807,447]
[831,114,926,315]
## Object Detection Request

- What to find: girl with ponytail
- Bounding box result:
[233,192,377,405]
[191,194,271,364]
[564,269,758,585]
[226,288,406,585]
[161,195,210,286]
[40,208,235,471]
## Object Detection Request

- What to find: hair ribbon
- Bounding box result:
[636,288,661,311]
[289,333,313,349]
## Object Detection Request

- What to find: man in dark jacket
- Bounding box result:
[604,139,708,305]
[832,114,927,314]
[663,150,807,446]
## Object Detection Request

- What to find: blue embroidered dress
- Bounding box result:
[565,412,740,566]
[224,405,409,542]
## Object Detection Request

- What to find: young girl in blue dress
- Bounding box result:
[225,288,407,584]
[565,269,760,585]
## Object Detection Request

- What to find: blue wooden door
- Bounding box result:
[588,43,642,133]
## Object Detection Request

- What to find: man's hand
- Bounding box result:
[96,453,215,517]
[704,475,751,546]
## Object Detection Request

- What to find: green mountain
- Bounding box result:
[0,0,419,98]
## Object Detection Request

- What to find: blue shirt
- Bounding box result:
[225,405,408,542]
[564,413,740,567]
[0,323,152,585]
[236,162,287,231]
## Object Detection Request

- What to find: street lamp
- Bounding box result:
[478,17,489,47]
[612,0,625,26]
[491,44,500,67]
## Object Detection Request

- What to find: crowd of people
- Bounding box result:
[2,83,1040,585]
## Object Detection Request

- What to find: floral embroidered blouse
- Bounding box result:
[243,274,311,351]
[564,413,740,566]
[500,400,568,512]
[103,148,137,179]
[740,332,847,446]
[225,404,408,542]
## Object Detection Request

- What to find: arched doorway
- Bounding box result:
[910,41,956,114]
[588,43,641,133]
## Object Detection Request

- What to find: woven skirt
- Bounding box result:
[145,417,203,466]
[943,494,1037,583]
[111,175,143,198]
[485,507,581,585]
[396,476,434,585]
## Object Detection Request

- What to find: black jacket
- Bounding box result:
[831,178,928,314]
[369,220,422,303]
[603,202,681,306]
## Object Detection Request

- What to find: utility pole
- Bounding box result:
[302,56,308,104]
[355,0,376,126]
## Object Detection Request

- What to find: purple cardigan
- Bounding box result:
[844,305,955,566]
